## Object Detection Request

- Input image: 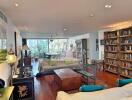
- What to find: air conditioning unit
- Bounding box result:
[0,10,7,38]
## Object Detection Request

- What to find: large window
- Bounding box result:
[27,38,76,58]
[27,39,48,57]
[49,39,68,53]
[0,39,6,49]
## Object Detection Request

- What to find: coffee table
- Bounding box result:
[54,68,81,91]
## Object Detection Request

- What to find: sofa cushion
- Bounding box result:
[79,85,104,92]
[57,83,132,100]
[117,79,132,87]
[0,63,11,86]
[120,95,132,100]
[121,83,132,95]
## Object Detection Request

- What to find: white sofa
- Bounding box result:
[0,62,11,87]
[56,83,132,100]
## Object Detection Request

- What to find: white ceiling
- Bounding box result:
[0,0,132,37]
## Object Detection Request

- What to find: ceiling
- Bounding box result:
[0,0,132,37]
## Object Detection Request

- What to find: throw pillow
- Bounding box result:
[79,85,104,92]
[0,79,5,88]
[117,79,132,87]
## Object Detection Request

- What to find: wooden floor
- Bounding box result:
[34,71,119,100]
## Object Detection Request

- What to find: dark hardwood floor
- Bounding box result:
[34,71,119,100]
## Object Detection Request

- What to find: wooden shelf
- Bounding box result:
[105,51,118,53]
[106,57,117,60]
[105,63,118,67]
[120,67,132,70]
[120,51,132,53]
[106,37,118,39]
[120,35,132,38]
[106,44,117,46]
[105,69,118,74]
[120,59,132,62]
[120,74,132,78]
[104,28,132,78]
[120,43,132,45]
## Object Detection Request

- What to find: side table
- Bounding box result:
[12,76,34,100]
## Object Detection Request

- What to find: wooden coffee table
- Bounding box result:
[54,68,81,91]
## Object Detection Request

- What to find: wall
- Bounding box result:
[21,32,69,39]
[0,9,22,52]
[98,30,105,60]
[70,33,99,60]
[89,33,99,60]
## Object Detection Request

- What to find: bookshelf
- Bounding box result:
[75,39,89,67]
[104,27,132,78]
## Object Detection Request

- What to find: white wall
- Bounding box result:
[0,9,22,51]
[89,33,99,60]
[98,30,104,60]
[70,33,99,60]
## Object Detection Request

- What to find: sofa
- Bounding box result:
[0,60,18,87]
[38,59,81,73]
[0,62,11,87]
[56,82,132,100]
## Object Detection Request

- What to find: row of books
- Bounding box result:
[106,53,117,58]
[121,54,132,60]
[106,32,117,38]
[120,69,132,77]
[120,30,132,36]
[119,61,132,68]
[120,38,132,44]
[106,59,118,65]
[120,45,132,51]
[106,66,118,73]
[106,46,118,51]
[106,40,117,45]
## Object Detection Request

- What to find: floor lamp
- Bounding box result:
[6,48,17,85]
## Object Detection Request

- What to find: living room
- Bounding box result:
[0,0,132,100]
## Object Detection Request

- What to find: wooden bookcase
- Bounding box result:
[104,27,132,78]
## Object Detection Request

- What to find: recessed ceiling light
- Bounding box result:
[89,14,94,17]
[105,4,112,8]
[15,3,19,7]
[63,28,68,31]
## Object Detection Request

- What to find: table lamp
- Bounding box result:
[6,48,16,85]
[22,44,30,57]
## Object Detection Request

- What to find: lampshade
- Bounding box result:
[6,49,16,64]
[22,45,30,50]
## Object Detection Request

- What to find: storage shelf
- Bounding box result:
[120,43,132,45]
[106,57,117,60]
[106,44,117,46]
[120,59,132,62]
[105,63,118,67]
[120,74,132,78]
[120,51,132,53]
[106,37,118,39]
[105,51,118,53]
[105,69,118,74]
[120,67,132,70]
[104,27,132,79]
[120,35,132,38]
